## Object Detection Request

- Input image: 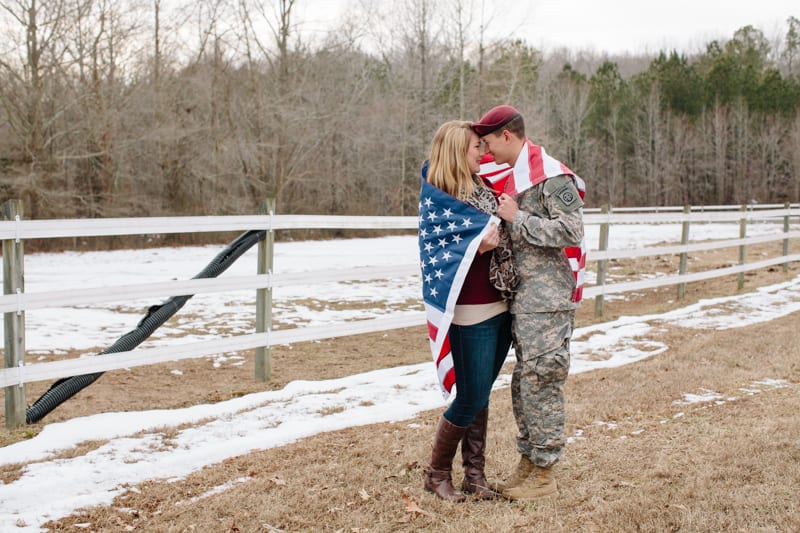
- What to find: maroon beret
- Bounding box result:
[471,105,520,136]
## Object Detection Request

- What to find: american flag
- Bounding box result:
[418,177,499,399]
[479,143,587,302]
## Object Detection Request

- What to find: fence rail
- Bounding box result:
[0,264,421,313]
[582,202,798,214]
[2,203,799,427]
[0,215,419,240]
[2,205,798,241]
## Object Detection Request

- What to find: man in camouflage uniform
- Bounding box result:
[472,105,584,500]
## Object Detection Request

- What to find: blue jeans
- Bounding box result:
[444,311,512,427]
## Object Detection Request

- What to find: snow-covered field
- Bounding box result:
[1,221,798,531]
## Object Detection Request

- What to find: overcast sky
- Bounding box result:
[296,0,798,55]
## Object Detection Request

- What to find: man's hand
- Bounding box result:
[497,193,519,223]
[478,222,499,254]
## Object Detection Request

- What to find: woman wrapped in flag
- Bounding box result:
[418,120,518,501]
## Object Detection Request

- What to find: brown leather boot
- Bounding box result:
[502,464,558,500]
[489,454,535,493]
[424,416,468,502]
[460,409,496,499]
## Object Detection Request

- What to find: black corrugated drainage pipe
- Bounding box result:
[26,230,267,424]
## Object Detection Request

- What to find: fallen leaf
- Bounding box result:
[402,494,430,517]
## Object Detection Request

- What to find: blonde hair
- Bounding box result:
[426,120,476,200]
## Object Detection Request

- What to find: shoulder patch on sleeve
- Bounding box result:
[555,186,578,206]
[544,176,581,211]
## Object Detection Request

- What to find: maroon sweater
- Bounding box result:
[457,250,502,305]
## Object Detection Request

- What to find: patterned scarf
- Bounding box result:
[465,176,518,301]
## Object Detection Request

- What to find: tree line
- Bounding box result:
[1,0,798,231]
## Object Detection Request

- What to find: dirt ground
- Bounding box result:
[2,243,799,532]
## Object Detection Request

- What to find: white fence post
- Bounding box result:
[738,204,747,290]
[677,205,691,299]
[255,199,275,382]
[784,202,791,273]
[2,199,26,429]
[594,205,610,317]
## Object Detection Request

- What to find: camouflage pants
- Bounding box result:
[511,310,574,468]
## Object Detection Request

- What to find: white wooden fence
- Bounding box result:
[2,202,799,428]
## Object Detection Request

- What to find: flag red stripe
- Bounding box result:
[572,286,583,302]
[427,321,438,341]
[428,320,453,387]
[442,367,456,392]
[436,335,451,366]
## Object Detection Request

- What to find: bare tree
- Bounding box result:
[542,65,591,167]
[705,102,731,203]
[790,115,800,202]
[59,0,146,216]
[231,0,302,202]
[438,0,474,119]
[783,16,800,76]
[368,0,446,215]
[0,1,67,164]
[0,0,76,216]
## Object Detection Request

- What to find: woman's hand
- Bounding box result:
[478,223,499,254]
[497,193,518,223]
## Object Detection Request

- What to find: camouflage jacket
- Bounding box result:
[508,174,584,313]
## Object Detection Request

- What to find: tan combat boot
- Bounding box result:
[489,454,534,493]
[501,464,558,501]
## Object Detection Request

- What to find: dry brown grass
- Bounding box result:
[2,243,799,532]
